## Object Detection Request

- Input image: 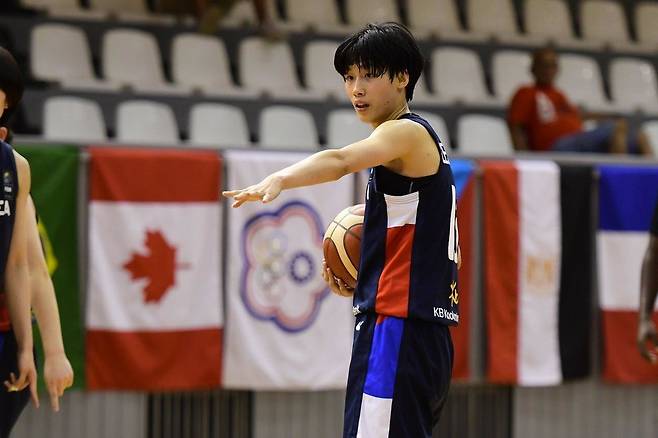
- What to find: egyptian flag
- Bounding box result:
[598,165,658,383]
[483,161,592,385]
[86,147,223,390]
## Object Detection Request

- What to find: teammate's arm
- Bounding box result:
[3,152,38,404]
[223,119,418,207]
[508,123,528,151]
[25,196,73,411]
[637,233,658,363]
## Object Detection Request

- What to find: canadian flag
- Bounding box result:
[86,148,223,390]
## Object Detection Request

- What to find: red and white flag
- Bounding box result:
[222,150,354,390]
[86,148,223,390]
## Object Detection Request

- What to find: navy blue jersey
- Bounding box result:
[0,141,17,287]
[649,197,658,237]
[353,113,459,325]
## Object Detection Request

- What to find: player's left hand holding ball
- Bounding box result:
[222,174,283,208]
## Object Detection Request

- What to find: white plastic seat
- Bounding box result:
[20,0,104,17]
[407,0,462,37]
[345,0,400,26]
[239,37,322,100]
[431,47,500,106]
[410,75,438,104]
[259,106,319,150]
[116,100,179,145]
[580,0,648,51]
[326,109,373,148]
[555,53,610,112]
[641,121,658,156]
[467,0,517,37]
[103,29,191,95]
[304,40,346,101]
[284,0,349,33]
[414,111,451,150]
[188,103,251,147]
[492,50,533,103]
[43,96,108,142]
[31,24,119,91]
[635,2,658,47]
[457,114,513,155]
[609,58,658,113]
[221,0,283,28]
[524,0,604,49]
[171,33,256,99]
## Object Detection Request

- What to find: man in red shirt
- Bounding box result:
[508,47,653,155]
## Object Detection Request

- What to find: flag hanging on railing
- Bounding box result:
[598,165,658,383]
[16,144,84,389]
[482,160,592,386]
[222,150,354,390]
[450,159,476,381]
[86,147,223,390]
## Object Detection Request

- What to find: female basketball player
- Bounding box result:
[224,22,458,437]
[0,46,39,435]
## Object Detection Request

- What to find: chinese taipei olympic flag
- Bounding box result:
[86,148,223,390]
[223,150,354,390]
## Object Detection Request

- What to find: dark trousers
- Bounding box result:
[0,331,32,438]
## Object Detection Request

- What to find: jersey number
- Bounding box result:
[448,185,459,263]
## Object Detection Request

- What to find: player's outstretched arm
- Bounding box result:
[3,151,38,405]
[223,120,417,208]
[638,235,658,363]
[25,196,73,411]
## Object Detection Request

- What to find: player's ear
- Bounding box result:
[396,72,409,89]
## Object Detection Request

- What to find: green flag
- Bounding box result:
[15,144,83,389]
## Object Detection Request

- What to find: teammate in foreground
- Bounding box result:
[224,22,458,437]
[0,46,38,436]
[637,198,658,363]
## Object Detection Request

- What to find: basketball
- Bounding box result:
[323,204,365,290]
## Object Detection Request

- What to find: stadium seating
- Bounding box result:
[406,0,476,40]
[303,40,345,101]
[188,103,251,148]
[103,28,191,95]
[609,58,658,114]
[116,100,180,145]
[326,109,373,148]
[524,0,602,49]
[466,0,544,45]
[344,0,400,27]
[431,47,501,106]
[171,33,257,99]
[259,106,319,150]
[580,0,650,52]
[555,53,611,112]
[457,114,513,155]
[634,2,658,48]
[239,37,323,100]
[284,0,349,34]
[43,96,108,142]
[492,50,532,103]
[31,23,119,91]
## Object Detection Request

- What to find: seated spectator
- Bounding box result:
[508,48,653,156]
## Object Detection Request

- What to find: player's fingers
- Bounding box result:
[13,370,27,391]
[222,190,240,198]
[48,383,60,412]
[29,377,39,408]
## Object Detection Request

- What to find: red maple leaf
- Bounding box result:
[123,230,178,303]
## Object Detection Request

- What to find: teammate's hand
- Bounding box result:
[321,260,354,297]
[638,318,658,363]
[44,352,74,412]
[222,174,283,208]
[4,349,39,408]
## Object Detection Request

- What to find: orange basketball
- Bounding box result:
[323,204,365,290]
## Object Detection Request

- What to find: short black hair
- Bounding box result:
[0,46,23,110]
[334,22,424,102]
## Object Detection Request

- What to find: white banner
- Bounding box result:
[222,150,355,390]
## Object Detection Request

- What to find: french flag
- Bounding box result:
[598,165,658,383]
